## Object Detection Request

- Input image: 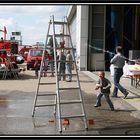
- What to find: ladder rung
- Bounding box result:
[50,21,67,25]
[45,47,76,50]
[57,74,77,76]
[35,104,56,107]
[48,60,55,62]
[60,114,85,119]
[41,71,55,73]
[59,87,79,90]
[45,47,53,50]
[38,93,57,96]
[53,21,67,25]
[56,47,76,50]
[60,100,82,105]
[42,60,54,63]
[39,82,56,85]
[48,34,70,37]
[57,60,75,63]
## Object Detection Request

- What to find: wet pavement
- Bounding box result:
[0,70,140,136]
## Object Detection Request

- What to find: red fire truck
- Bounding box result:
[26,47,44,70]
[0,26,24,64]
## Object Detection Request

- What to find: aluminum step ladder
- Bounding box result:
[32,15,88,133]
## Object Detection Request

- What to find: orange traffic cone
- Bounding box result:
[48,119,55,123]
[88,119,94,125]
[62,118,70,125]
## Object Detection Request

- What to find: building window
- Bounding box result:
[90,6,105,53]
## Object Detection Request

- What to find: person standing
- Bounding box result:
[57,51,66,81]
[110,46,129,98]
[94,71,114,111]
[48,54,54,77]
[45,51,54,77]
[42,58,48,77]
[34,57,40,77]
[66,50,73,82]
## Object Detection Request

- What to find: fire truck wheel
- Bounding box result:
[27,66,30,70]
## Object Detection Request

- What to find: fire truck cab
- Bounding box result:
[26,48,44,70]
[18,46,32,61]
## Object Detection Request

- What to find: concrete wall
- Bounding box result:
[91,53,105,71]
[67,5,89,71]
[76,6,89,71]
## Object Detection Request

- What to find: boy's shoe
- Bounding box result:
[49,74,54,77]
[66,80,72,82]
[124,91,129,99]
[94,104,101,107]
[111,108,115,111]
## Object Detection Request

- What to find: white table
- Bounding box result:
[110,64,134,77]
[110,64,140,88]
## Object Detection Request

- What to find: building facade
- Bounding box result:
[67,5,140,71]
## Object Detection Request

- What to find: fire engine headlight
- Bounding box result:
[16,55,24,64]
[16,56,23,61]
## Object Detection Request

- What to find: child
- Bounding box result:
[34,57,40,77]
[94,71,115,111]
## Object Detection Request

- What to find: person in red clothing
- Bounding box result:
[34,57,40,77]
[45,51,54,77]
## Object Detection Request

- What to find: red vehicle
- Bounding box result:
[0,40,24,64]
[18,46,32,61]
[0,26,24,64]
[0,26,18,55]
[0,40,18,54]
[26,48,44,70]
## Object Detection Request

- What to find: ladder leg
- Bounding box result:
[56,91,62,133]
[53,95,57,116]
[80,100,88,129]
[32,76,41,117]
[52,15,63,133]
[32,89,38,117]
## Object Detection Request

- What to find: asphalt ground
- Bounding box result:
[0,69,140,136]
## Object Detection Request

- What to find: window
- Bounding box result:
[29,50,43,56]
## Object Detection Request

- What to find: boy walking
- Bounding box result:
[94,71,114,111]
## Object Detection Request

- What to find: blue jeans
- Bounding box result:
[113,68,127,96]
[66,64,72,81]
[58,67,65,80]
[95,92,114,109]
[49,61,54,76]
